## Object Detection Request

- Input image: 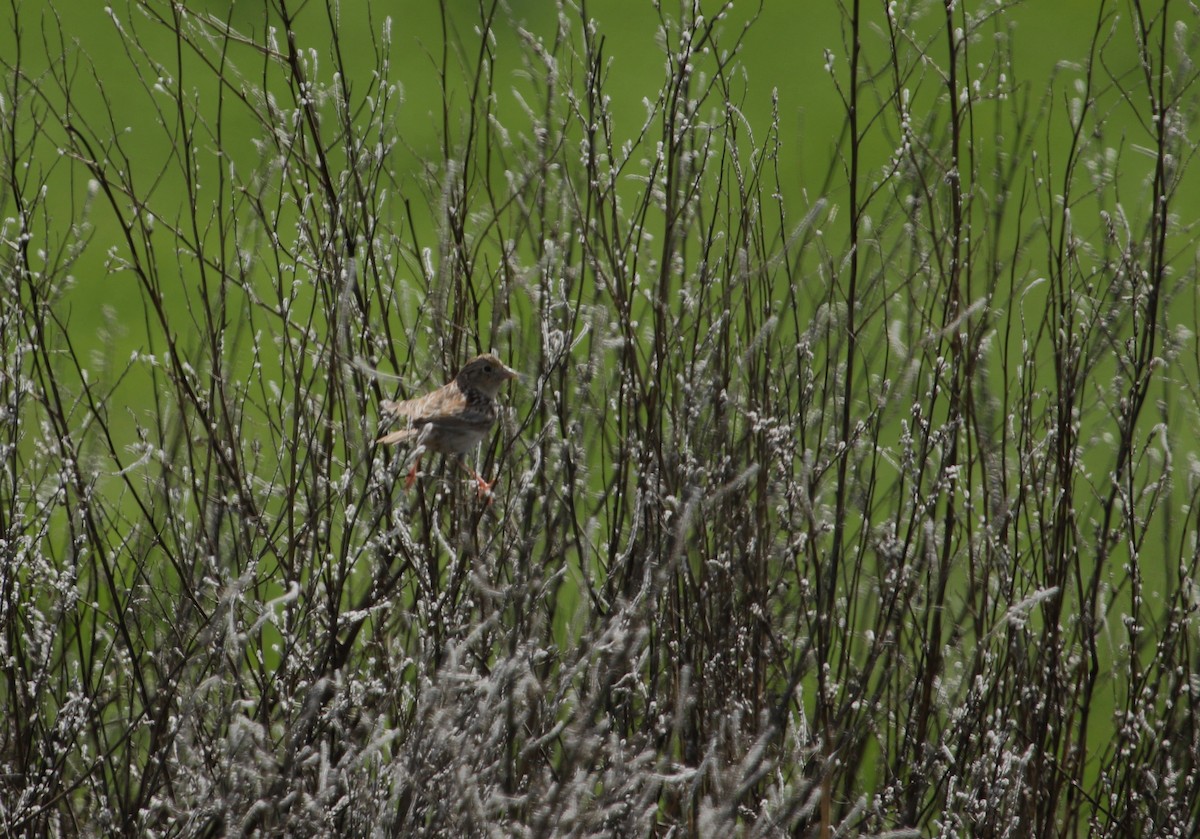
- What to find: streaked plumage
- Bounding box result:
[378,354,517,493]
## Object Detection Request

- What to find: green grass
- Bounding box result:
[3,0,1199,836]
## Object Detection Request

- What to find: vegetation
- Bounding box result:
[2,0,1198,835]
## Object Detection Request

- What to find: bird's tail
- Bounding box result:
[377,427,416,445]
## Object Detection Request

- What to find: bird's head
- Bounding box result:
[456,354,518,396]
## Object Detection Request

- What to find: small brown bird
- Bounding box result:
[377,354,518,495]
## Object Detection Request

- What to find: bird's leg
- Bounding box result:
[453,458,495,501]
[405,455,422,489]
[472,472,495,500]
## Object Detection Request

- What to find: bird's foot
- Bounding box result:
[474,474,496,504]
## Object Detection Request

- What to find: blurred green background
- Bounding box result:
[6,0,1154,377]
[4,3,1195,831]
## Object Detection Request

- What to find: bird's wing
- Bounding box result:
[380,395,430,419]
[376,409,491,445]
[377,395,429,445]
[382,390,493,426]
[421,408,496,433]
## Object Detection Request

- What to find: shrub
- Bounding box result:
[2,1,1198,836]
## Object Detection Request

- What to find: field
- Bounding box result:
[2,1,1199,836]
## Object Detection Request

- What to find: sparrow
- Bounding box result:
[377,354,517,495]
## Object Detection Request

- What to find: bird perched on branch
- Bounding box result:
[377,353,517,496]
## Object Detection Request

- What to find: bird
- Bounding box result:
[377,353,518,496]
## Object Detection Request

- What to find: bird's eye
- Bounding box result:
[484,364,494,373]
